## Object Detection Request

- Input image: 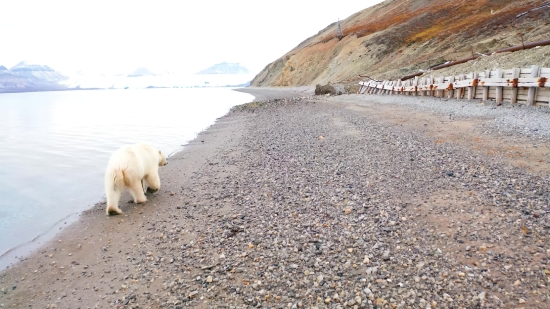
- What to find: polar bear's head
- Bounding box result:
[158,150,167,166]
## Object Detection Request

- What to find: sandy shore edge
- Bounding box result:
[1,89,549,308]
[0,87,313,271]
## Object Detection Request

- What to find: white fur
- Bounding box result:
[104,142,167,215]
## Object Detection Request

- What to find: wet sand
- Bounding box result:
[1,88,550,308]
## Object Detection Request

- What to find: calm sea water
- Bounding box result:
[0,88,253,267]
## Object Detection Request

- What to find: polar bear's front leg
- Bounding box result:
[145,173,161,194]
[129,181,148,204]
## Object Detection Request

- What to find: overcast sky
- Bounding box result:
[0,0,384,75]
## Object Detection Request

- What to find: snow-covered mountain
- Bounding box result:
[9,61,67,83]
[197,62,250,74]
[0,62,68,93]
[0,61,255,92]
[127,67,156,77]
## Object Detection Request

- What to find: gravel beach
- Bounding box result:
[1,88,550,309]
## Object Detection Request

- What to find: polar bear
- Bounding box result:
[104,142,167,215]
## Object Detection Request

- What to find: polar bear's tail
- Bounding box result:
[112,169,127,191]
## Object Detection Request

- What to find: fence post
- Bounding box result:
[482,70,490,101]
[510,68,521,104]
[425,77,431,96]
[395,80,401,95]
[423,77,428,96]
[527,65,540,106]
[448,76,455,99]
[468,72,478,100]
[374,81,382,94]
[413,76,419,96]
[387,81,394,94]
[360,82,367,94]
[383,81,390,94]
[496,69,503,103]
[380,81,388,94]
[369,82,376,94]
[437,76,444,97]
[456,74,464,100]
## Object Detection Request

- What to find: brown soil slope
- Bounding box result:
[251,0,550,87]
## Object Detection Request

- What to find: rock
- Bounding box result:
[363,256,370,264]
[315,84,336,96]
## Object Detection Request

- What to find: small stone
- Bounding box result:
[344,207,352,214]
[324,297,331,303]
[189,291,198,298]
[248,243,255,249]
[363,256,370,264]
[206,276,213,283]
[519,298,526,304]
[170,191,175,196]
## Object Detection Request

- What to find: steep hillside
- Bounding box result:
[251,0,550,87]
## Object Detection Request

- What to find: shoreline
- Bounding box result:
[0,86,312,271]
[1,88,549,308]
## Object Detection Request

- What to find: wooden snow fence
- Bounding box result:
[358,65,550,107]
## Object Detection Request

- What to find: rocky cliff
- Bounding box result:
[251,0,550,87]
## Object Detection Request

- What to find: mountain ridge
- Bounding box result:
[251,0,550,87]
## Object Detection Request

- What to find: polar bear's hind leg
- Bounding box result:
[145,173,161,194]
[106,189,123,215]
[129,181,147,204]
